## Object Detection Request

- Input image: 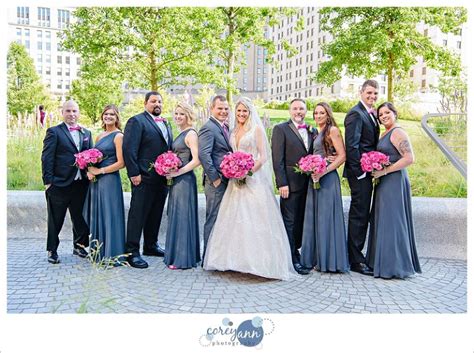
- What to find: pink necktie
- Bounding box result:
[368,108,376,115]
[154,117,166,123]
[297,124,307,130]
[223,124,230,140]
[69,126,81,131]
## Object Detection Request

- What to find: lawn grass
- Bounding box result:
[7,110,467,198]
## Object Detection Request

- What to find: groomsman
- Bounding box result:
[271,98,315,275]
[41,100,92,264]
[123,91,173,269]
[343,79,380,275]
[198,95,232,261]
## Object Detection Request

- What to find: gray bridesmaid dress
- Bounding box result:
[83,131,126,260]
[366,127,421,279]
[300,132,349,272]
[164,128,200,269]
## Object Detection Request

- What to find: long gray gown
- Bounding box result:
[300,132,349,272]
[164,129,200,269]
[83,131,126,260]
[366,127,421,279]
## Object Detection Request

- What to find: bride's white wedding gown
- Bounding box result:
[203,125,296,280]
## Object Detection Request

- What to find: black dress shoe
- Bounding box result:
[350,263,373,276]
[48,251,60,264]
[127,255,149,269]
[73,247,88,258]
[294,262,311,275]
[142,245,165,257]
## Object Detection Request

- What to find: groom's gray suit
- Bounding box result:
[198,116,233,260]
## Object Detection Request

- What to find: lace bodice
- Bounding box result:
[230,126,259,157]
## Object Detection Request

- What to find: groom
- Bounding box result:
[343,79,380,275]
[198,95,232,261]
[123,91,173,269]
[271,98,315,275]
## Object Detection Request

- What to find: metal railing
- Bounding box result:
[421,113,467,179]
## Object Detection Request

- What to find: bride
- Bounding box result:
[203,97,297,280]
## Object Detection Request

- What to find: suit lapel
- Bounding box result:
[60,123,79,152]
[209,116,232,151]
[144,111,168,145]
[358,102,379,140]
[287,120,307,151]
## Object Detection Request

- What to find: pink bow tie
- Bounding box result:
[368,108,376,115]
[297,124,307,130]
[69,126,81,131]
[154,117,166,123]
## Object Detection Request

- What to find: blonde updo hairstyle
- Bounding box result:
[175,101,196,126]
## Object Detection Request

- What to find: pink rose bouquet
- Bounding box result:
[220,151,255,186]
[74,148,105,182]
[153,151,182,186]
[360,151,391,185]
[74,148,104,169]
[294,154,327,189]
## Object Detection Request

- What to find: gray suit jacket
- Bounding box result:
[198,116,233,183]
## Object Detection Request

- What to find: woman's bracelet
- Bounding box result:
[101,168,105,174]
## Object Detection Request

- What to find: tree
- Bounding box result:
[209,7,299,104]
[433,71,467,113]
[7,42,50,118]
[315,7,467,102]
[61,7,220,92]
[70,76,123,125]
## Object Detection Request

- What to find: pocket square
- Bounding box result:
[83,137,89,142]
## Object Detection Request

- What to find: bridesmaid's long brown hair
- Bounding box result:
[100,104,121,130]
[314,102,341,156]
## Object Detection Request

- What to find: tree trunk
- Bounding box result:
[149,48,157,91]
[387,50,394,102]
[227,51,235,105]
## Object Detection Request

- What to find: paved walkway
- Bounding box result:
[7,234,466,314]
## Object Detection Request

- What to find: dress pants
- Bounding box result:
[279,188,307,264]
[125,182,168,256]
[45,180,90,252]
[347,175,373,264]
[202,178,227,261]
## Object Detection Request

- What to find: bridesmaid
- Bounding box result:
[164,102,201,269]
[301,102,349,273]
[366,102,421,279]
[83,104,126,263]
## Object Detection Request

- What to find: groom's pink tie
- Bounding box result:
[223,124,230,140]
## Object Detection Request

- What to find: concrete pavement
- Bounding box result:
[6,191,467,313]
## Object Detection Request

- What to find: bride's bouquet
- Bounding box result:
[153,151,182,186]
[360,151,390,186]
[294,154,327,189]
[220,151,255,186]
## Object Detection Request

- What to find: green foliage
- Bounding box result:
[431,71,467,113]
[61,7,220,92]
[70,76,123,125]
[7,105,467,198]
[7,42,51,117]
[194,85,216,115]
[121,97,147,122]
[201,7,299,104]
[316,7,467,101]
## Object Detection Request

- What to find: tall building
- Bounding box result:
[8,6,81,99]
[268,7,387,102]
[267,7,466,112]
